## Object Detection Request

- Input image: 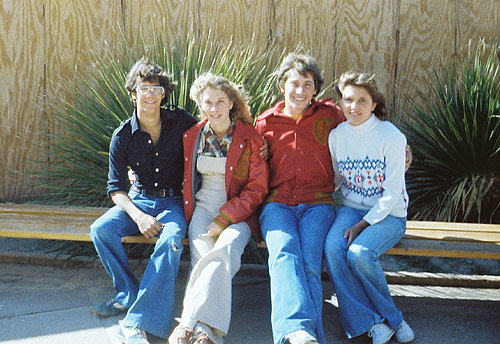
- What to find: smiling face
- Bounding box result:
[133,79,165,117]
[281,69,317,117]
[340,85,377,126]
[200,87,233,135]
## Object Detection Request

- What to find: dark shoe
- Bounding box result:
[92,299,127,318]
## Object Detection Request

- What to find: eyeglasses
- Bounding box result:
[137,85,164,96]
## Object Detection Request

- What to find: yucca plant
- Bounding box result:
[39,31,284,206]
[403,40,500,223]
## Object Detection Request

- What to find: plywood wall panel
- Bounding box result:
[333,0,396,111]
[273,0,338,88]
[45,0,122,89]
[457,0,500,53]
[124,0,198,50]
[197,0,270,47]
[396,0,455,121]
[0,0,45,201]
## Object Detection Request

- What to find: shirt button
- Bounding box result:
[148,139,152,144]
[184,179,187,182]
[185,157,188,161]
[154,182,158,187]
[136,162,139,166]
[155,152,159,156]
[229,166,233,171]
[184,134,187,138]
[185,201,189,204]
[155,168,159,172]
[240,144,243,148]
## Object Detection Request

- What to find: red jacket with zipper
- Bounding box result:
[183,119,269,240]
[255,99,345,206]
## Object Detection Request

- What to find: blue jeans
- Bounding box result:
[90,190,186,339]
[324,206,405,338]
[260,202,335,344]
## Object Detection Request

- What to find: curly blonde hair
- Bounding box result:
[190,72,253,124]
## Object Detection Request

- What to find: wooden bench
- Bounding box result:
[1,203,500,260]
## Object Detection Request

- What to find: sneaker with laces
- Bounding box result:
[118,322,149,344]
[168,325,194,344]
[368,323,395,344]
[395,320,414,343]
[92,299,127,318]
[192,330,214,344]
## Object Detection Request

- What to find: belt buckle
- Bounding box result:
[159,188,166,197]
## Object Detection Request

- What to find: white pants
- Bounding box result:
[180,155,251,344]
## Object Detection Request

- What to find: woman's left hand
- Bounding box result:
[206,222,224,238]
[344,220,369,247]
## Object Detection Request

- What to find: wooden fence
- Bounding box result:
[1,0,499,201]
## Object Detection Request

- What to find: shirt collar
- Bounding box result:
[130,108,172,134]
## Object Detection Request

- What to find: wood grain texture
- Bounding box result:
[197,0,270,47]
[1,0,498,201]
[457,0,500,54]
[124,0,198,50]
[333,0,396,107]
[0,0,45,201]
[273,0,338,87]
[395,0,455,121]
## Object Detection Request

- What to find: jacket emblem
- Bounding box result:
[313,116,334,145]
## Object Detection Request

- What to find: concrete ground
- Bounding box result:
[0,238,499,343]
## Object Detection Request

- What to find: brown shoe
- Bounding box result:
[168,325,194,344]
[192,330,214,344]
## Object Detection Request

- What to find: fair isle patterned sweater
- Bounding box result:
[328,114,408,225]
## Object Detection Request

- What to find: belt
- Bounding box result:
[131,185,181,198]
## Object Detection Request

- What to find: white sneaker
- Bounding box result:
[285,330,319,344]
[118,321,150,344]
[395,320,414,343]
[368,323,395,344]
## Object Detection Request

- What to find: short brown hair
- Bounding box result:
[275,53,324,96]
[335,71,387,120]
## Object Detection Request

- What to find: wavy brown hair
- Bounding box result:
[190,72,253,124]
[335,71,387,120]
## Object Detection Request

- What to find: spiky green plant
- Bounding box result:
[39,31,285,205]
[403,40,500,223]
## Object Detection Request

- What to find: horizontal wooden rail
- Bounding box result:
[1,203,499,259]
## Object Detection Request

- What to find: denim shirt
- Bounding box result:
[106,106,197,197]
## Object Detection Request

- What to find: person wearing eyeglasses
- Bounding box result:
[90,57,197,344]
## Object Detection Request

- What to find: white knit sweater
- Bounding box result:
[328,114,408,224]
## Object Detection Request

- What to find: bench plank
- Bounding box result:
[1,203,500,259]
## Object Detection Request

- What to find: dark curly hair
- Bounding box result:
[125,57,176,107]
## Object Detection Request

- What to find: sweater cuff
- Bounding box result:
[212,211,232,230]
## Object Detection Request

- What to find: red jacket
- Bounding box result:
[183,119,269,239]
[254,99,345,206]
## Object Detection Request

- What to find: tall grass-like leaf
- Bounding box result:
[403,40,500,223]
[37,31,285,206]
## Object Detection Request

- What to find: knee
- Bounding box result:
[324,231,346,263]
[90,221,108,243]
[346,244,373,272]
[154,230,184,256]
